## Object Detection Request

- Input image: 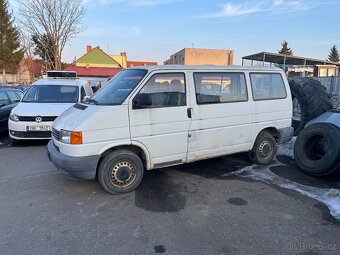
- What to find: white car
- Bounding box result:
[47,65,293,194]
[9,71,93,140]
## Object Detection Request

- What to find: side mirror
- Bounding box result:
[0,103,5,108]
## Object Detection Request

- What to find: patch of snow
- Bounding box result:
[224,141,340,221]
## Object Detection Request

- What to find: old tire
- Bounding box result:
[330,95,340,109]
[289,77,332,135]
[294,123,340,176]
[98,150,144,194]
[249,131,277,165]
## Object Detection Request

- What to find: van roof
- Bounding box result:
[130,65,283,72]
[33,78,88,87]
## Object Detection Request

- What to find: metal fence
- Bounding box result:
[314,76,340,96]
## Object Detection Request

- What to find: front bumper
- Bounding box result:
[47,140,100,180]
[9,120,53,140]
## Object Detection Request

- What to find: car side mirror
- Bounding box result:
[0,103,5,108]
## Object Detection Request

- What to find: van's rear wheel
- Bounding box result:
[249,131,277,165]
[98,150,144,194]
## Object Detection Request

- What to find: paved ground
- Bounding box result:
[0,131,339,255]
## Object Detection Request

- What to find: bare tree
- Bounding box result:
[16,0,86,71]
[20,32,36,82]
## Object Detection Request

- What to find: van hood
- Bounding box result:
[53,103,129,132]
[12,102,74,116]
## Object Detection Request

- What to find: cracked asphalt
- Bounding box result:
[0,131,339,255]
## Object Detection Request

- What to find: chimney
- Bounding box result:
[86,45,92,53]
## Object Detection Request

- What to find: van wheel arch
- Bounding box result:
[96,145,148,177]
[254,127,279,144]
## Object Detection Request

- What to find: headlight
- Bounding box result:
[9,113,19,122]
[60,129,83,145]
[60,130,71,144]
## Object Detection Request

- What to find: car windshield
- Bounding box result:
[86,69,148,105]
[22,85,79,103]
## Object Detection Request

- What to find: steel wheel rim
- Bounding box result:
[259,140,273,159]
[109,160,137,188]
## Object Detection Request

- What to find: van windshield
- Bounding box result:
[86,69,147,105]
[22,85,79,103]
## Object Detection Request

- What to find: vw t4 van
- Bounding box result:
[47,66,293,194]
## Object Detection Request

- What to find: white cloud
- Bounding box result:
[202,0,340,18]
[217,2,264,17]
[273,0,284,6]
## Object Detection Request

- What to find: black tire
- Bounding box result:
[294,123,340,176]
[98,150,144,194]
[289,77,332,135]
[249,131,277,165]
[330,95,340,109]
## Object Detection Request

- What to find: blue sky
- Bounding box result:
[12,0,340,64]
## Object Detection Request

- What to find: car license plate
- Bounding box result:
[26,126,52,131]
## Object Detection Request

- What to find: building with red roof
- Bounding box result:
[64,46,157,86]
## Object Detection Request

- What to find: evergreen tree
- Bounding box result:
[31,34,56,72]
[327,45,340,62]
[278,41,293,55]
[0,0,24,82]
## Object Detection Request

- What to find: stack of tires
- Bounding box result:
[289,77,332,135]
[289,78,340,176]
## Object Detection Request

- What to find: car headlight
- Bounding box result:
[9,113,19,122]
[60,129,83,145]
[60,130,71,144]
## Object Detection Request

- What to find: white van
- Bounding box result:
[47,66,293,194]
[9,71,93,140]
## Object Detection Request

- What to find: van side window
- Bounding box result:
[133,73,186,109]
[194,72,248,104]
[250,73,287,100]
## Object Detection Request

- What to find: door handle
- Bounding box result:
[187,108,193,118]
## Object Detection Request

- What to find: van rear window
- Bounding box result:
[250,73,287,101]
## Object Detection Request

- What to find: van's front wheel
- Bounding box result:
[249,131,277,165]
[98,150,144,194]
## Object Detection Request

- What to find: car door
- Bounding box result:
[129,72,192,168]
[0,90,13,131]
[187,71,254,162]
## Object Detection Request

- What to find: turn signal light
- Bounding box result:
[70,132,83,145]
